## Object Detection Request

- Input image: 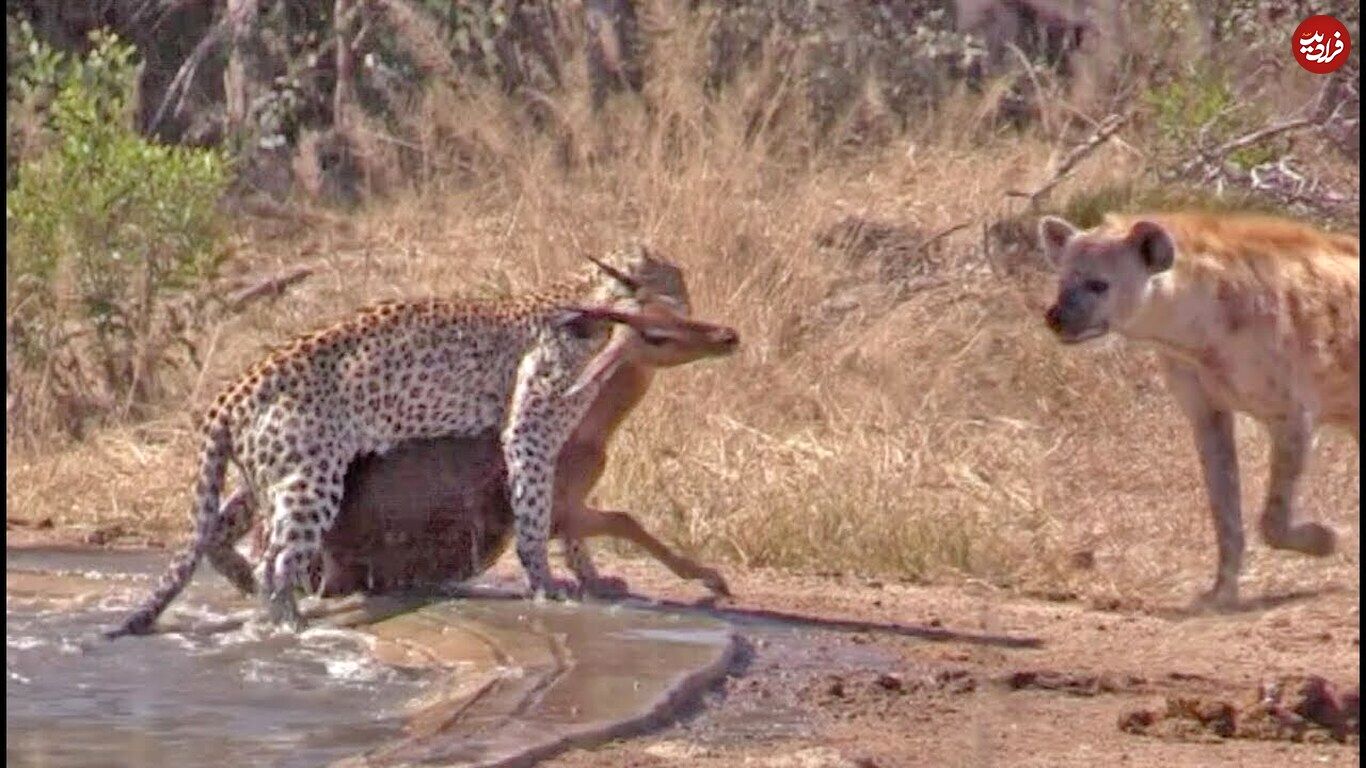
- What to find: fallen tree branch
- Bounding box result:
[1175,116,1316,178]
[225,265,315,312]
[1171,71,1347,180]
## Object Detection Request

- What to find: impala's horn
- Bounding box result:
[585,254,641,293]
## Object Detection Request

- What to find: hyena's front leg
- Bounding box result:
[1259,409,1337,557]
[1163,361,1244,608]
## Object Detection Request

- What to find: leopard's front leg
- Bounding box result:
[503,341,599,600]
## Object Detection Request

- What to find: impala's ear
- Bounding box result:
[1126,219,1176,274]
[564,326,637,399]
[1037,215,1079,269]
[553,304,630,337]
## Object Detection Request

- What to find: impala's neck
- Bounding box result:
[574,362,656,447]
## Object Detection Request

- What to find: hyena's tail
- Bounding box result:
[104,421,232,640]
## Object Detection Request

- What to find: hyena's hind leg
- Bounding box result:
[259,471,344,631]
[1162,360,1245,608]
[204,488,261,597]
[1257,409,1338,557]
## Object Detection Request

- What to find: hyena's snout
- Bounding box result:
[1043,288,1102,342]
[1044,303,1065,334]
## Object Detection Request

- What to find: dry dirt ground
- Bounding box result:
[522,554,1360,768]
[12,527,1357,768]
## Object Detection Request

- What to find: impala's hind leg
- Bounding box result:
[567,506,730,597]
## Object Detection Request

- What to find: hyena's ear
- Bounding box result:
[1037,216,1079,268]
[1127,220,1175,274]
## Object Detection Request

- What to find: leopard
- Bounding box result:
[215,300,739,601]
[105,243,692,638]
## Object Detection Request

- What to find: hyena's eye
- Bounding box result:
[1083,279,1109,294]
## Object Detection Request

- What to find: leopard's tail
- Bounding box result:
[104,420,232,640]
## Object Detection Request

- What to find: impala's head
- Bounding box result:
[584,241,691,316]
[558,296,739,398]
[624,298,740,368]
[1038,214,1176,344]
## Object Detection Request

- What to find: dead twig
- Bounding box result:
[1003,42,1055,136]
[1006,111,1133,208]
[916,221,974,257]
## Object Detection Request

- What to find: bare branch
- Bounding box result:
[334,0,356,129]
[1006,111,1134,208]
[916,221,973,257]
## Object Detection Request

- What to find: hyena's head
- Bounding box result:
[1037,215,1175,344]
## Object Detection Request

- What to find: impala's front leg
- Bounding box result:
[563,536,630,598]
[503,341,599,600]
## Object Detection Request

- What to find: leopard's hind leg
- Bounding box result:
[259,468,345,631]
[204,488,261,596]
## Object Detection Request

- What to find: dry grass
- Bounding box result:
[6,3,1358,609]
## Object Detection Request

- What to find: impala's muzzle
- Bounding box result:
[664,318,739,356]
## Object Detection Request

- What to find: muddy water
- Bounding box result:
[5,548,736,768]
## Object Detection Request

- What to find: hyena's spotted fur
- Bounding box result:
[1040,211,1358,608]
[106,244,688,638]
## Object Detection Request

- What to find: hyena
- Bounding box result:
[1039,211,1358,607]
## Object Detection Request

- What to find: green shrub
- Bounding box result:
[1141,65,1280,172]
[6,27,231,438]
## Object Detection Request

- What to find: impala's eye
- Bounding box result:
[1084,279,1109,295]
[641,330,670,346]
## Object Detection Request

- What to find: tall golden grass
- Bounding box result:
[6,2,1358,608]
